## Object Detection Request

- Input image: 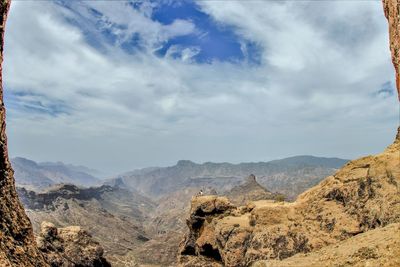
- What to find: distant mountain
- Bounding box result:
[267,155,348,167]
[107,156,348,200]
[11,157,101,191]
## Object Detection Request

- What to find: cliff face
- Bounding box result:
[0,1,48,265]
[383,0,400,99]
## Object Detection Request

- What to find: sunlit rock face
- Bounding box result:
[36,221,111,267]
[383,0,400,99]
[178,131,400,267]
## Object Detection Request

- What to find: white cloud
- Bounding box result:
[2,0,398,174]
[65,1,196,52]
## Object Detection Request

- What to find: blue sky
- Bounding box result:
[57,0,261,64]
[3,0,398,175]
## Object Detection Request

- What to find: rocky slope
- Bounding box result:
[37,221,110,267]
[108,156,347,200]
[0,1,48,265]
[253,223,400,267]
[12,157,101,191]
[17,184,155,266]
[178,129,400,266]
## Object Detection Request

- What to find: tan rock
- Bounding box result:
[253,223,400,267]
[178,130,400,266]
[383,0,400,99]
[37,221,111,267]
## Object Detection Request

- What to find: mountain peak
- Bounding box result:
[176,160,196,167]
[246,174,256,183]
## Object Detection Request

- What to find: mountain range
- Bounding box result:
[107,155,348,200]
[13,155,348,266]
[11,157,101,191]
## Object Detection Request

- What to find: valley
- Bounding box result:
[14,156,347,266]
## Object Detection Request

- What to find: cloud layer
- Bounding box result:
[3,0,398,175]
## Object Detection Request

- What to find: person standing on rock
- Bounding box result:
[196,189,204,197]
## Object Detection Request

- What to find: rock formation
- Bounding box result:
[253,223,400,267]
[178,130,400,266]
[226,174,277,206]
[0,1,48,265]
[17,184,154,267]
[383,0,400,99]
[37,222,111,267]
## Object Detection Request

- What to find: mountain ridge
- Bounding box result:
[11,157,101,191]
[107,155,348,200]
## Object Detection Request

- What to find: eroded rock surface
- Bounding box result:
[178,130,400,266]
[18,184,154,267]
[383,0,400,99]
[37,222,111,267]
[253,223,400,267]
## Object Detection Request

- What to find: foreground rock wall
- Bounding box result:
[383,0,400,99]
[0,1,48,265]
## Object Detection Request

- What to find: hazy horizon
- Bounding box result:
[3,0,398,174]
[11,153,351,178]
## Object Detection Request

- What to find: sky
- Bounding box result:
[3,0,399,176]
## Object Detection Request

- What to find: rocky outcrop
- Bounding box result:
[178,130,400,266]
[254,223,400,267]
[0,1,48,265]
[383,0,400,99]
[179,196,235,266]
[37,222,111,267]
[18,184,156,267]
[227,174,277,206]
